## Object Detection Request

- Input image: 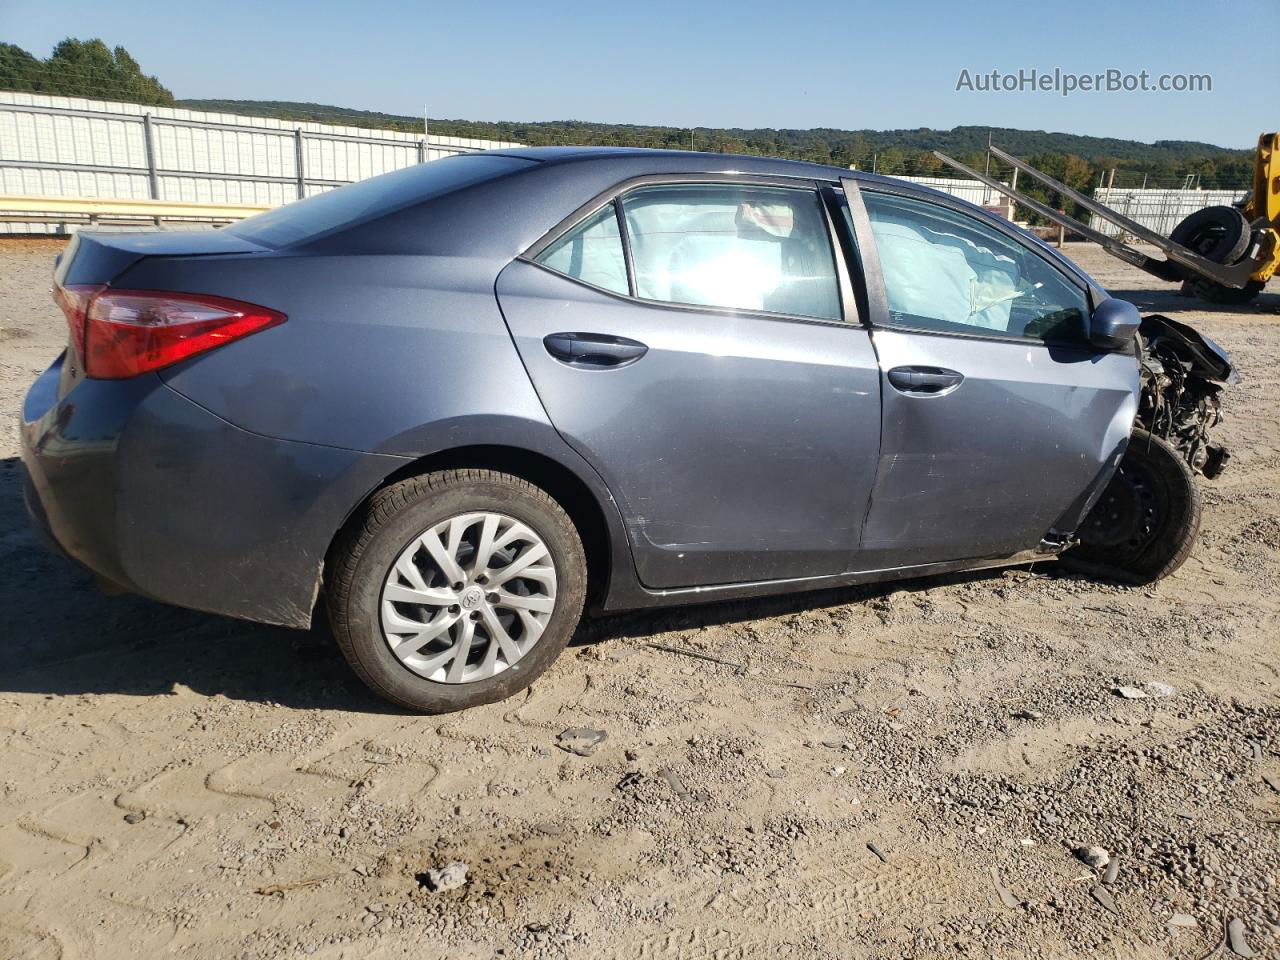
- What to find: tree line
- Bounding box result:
[1,39,174,106]
[179,98,1253,189]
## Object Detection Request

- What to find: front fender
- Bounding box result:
[1050,389,1138,539]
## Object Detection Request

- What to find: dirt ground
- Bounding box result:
[0,236,1277,960]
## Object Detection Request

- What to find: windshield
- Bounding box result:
[226,154,531,249]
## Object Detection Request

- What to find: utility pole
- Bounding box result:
[690,128,695,151]
[424,106,430,162]
[983,130,993,204]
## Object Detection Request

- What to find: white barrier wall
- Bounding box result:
[0,91,522,231]
[1089,187,1249,239]
[892,175,1009,206]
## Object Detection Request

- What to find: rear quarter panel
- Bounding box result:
[118,252,549,456]
[117,246,640,615]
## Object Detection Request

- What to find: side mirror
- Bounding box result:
[1090,298,1141,350]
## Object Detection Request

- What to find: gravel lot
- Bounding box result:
[1,237,1277,960]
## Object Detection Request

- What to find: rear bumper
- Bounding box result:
[20,355,408,628]
[22,460,72,563]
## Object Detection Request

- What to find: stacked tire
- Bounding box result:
[1172,206,1265,305]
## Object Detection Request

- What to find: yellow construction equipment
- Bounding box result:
[936,133,1279,305]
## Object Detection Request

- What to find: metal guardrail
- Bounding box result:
[0,194,270,216]
[0,193,270,228]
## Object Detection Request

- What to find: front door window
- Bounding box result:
[862,191,1090,345]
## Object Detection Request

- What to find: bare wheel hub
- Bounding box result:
[380,511,558,684]
[1083,462,1160,549]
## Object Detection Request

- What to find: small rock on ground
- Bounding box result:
[1073,845,1110,868]
[1227,917,1257,958]
[423,861,468,893]
[1115,686,1148,700]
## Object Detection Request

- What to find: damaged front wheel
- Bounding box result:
[1062,429,1202,584]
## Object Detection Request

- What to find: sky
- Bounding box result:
[2,0,1274,149]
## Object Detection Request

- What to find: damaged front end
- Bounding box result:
[1059,313,1233,582]
[1136,314,1235,478]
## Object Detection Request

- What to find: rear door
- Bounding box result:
[840,180,1138,569]
[497,176,882,590]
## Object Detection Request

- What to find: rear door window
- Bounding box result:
[534,201,629,295]
[619,184,842,321]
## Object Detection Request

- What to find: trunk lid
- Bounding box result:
[56,228,269,288]
[53,228,272,395]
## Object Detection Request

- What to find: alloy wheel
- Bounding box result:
[380,512,558,683]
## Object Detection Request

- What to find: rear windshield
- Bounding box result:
[226,154,531,248]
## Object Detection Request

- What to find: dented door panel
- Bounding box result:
[858,329,1139,569]
[497,259,882,589]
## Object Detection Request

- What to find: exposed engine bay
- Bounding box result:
[1135,314,1234,478]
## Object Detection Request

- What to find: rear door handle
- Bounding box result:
[544,332,648,367]
[886,365,964,395]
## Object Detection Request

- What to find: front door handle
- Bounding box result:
[886,365,964,395]
[544,332,648,367]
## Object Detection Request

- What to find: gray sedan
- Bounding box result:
[20,148,1232,712]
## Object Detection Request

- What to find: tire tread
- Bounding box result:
[1063,430,1202,585]
[326,469,584,712]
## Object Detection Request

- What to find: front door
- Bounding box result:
[843,183,1139,569]
[497,179,882,589]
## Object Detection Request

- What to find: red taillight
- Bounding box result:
[54,283,101,360]
[54,285,286,379]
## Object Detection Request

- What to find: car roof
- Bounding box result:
[487,145,876,184]
[482,146,1014,219]
[482,147,1097,283]
[297,146,1101,293]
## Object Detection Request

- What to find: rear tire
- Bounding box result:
[1182,277,1265,306]
[1062,430,1201,584]
[327,469,586,713]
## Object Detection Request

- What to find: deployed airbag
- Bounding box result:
[870,210,1027,332]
